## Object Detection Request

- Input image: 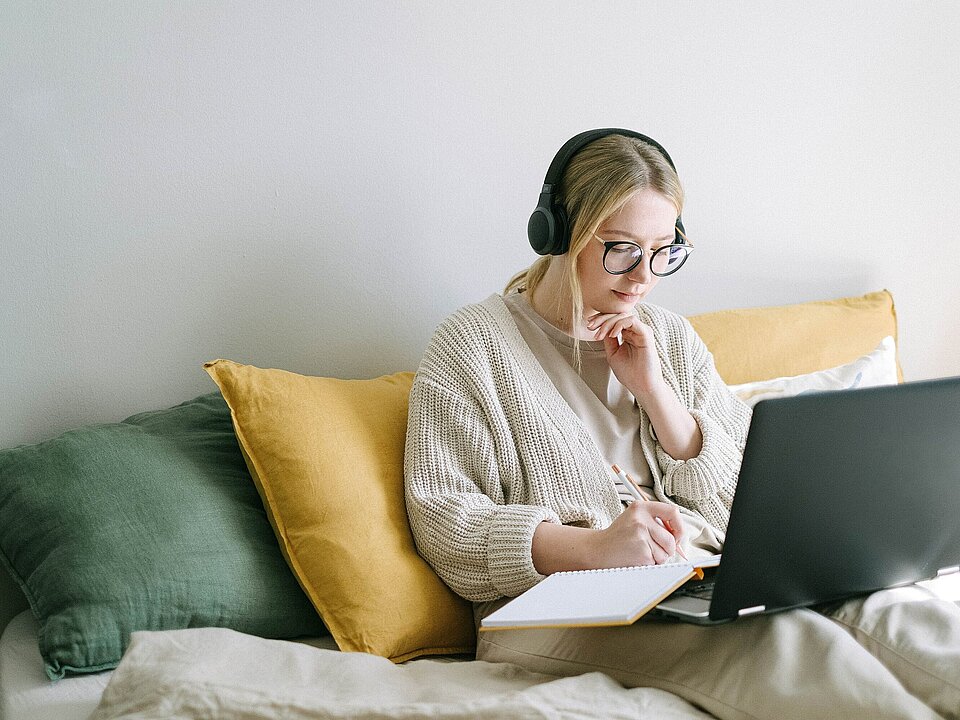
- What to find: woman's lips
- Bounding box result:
[613,290,642,302]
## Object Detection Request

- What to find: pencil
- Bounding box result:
[611,464,698,574]
[610,463,645,504]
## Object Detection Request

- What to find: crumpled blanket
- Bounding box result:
[90,627,712,719]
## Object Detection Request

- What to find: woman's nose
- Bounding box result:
[626,258,652,283]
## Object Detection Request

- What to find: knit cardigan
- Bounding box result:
[403,293,752,602]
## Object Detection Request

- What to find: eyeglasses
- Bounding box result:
[593,229,694,277]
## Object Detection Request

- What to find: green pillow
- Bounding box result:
[0,392,325,679]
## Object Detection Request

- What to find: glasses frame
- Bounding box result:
[593,228,694,277]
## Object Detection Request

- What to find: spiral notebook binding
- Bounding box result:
[556,561,690,576]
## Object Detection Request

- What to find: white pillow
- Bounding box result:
[729,336,898,408]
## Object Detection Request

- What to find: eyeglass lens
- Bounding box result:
[603,243,690,276]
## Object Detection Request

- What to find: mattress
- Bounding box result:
[0,610,110,720]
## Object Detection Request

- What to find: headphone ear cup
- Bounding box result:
[551,205,569,255]
[528,193,570,256]
[527,206,554,255]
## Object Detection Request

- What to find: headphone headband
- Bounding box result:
[541,128,678,191]
[528,128,684,256]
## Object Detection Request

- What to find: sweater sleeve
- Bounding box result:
[403,374,560,602]
[653,315,752,531]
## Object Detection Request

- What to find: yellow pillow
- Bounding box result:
[203,359,475,662]
[687,290,902,385]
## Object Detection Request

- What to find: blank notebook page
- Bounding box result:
[481,563,694,629]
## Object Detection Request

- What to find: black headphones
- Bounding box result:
[527,128,686,256]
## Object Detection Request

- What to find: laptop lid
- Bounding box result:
[708,375,960,622]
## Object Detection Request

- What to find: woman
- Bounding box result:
[404,129,960,720]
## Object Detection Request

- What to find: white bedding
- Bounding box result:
[9,575,960,719]
[0,610,110,720]
[89,626,712,719]
[2,607,710,720]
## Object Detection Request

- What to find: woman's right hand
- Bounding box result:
[588,501,684,568]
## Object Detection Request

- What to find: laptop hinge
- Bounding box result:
[737,605,766,617]
[937,565,960,577]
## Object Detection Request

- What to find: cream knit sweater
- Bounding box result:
[404,293,751,602]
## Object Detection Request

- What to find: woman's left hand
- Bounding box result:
[586,311,664,397]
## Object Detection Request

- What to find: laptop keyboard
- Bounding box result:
[673,579,716,600]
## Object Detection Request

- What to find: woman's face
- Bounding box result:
[577,188,680,318]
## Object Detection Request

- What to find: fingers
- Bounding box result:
[637,527,674,565]
[585,312,636,341]
[586,311,625,328]
[646,519,677,561]
[586,313,654,346]
[646,541,672,565]
[618,502,679,565]
[637,502,684,559]
[654,503,685,544]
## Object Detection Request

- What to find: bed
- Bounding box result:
[1,611,109,720]
[0,291,917,719]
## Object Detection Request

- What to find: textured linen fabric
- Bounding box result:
[687,289,901,385]
[204,361,476,662]
[728,335,898,407]
[89,626,713,720]
[0,393,324,679]
[404,293,751,602]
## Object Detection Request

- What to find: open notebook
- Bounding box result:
[480,556,721,630]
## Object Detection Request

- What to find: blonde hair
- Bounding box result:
[505,134,684,343]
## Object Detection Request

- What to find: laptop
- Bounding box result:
[655,375,960,625]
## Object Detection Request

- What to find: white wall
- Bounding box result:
[2,1,959,449]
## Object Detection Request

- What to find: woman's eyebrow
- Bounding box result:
[601,228,675,244]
